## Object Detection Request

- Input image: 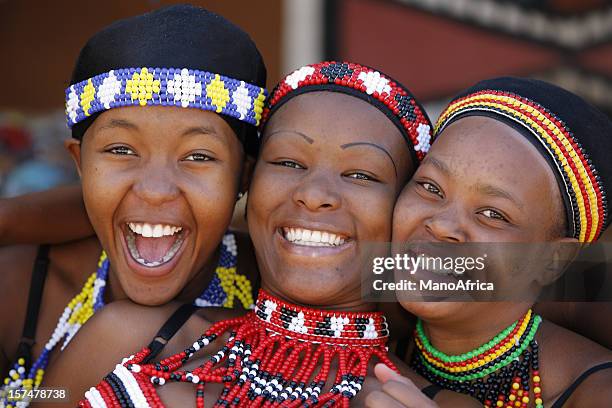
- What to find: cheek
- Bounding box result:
[186,167,240,223]
[392,192,423,240]
[349,186,396,240]
[248,166,289,225]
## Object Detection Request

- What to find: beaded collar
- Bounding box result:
[411,309,544,408]
[1,232,253,408]
[79,290,396,408]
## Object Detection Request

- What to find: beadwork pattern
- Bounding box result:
[1,252,109,408]
[262,61,432,161]
[79,289,396,408]
[1,232,252,408]
[65,68,267,127]
[412,309,544,408]
[435,90,607,242]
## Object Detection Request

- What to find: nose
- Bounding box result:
[132,163,181,206]
[292,171,341,212]
[424,206,466,243]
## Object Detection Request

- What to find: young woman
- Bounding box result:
[388,77,612,407]
[0,5,265,403]
[37,63,478,407]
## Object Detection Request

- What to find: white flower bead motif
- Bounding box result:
[66,86,80,124]
[358,71,391,95]
[330,315,348,338]
[98,71,122,109]
[223,233,238,256]
[263,300,277,322]
[233,82,252,121]
[414,123,431,153]
[168,68,202,108]
[285,66,315,89]
[289,311,308,334]
[364,317,377,339]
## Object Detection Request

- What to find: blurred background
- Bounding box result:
[1,0,611,235]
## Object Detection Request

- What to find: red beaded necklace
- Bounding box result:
[79,290,396,408]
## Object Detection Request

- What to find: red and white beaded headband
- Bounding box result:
[261,61,432,161]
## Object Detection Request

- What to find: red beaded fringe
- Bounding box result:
[79,290,397,408]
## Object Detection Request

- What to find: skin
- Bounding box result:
[392,116,612,406]
[0,105,258,377]
[39,92,479,407]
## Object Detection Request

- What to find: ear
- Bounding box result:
[64,138,83,178]
[537,237,582,286]
[239,155,255,197]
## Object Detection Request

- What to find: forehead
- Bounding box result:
[429,116,560,196]
[88,105,235,137]
[263,91,405,149]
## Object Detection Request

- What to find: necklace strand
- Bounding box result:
[0,232,252,408]
[79,289,396,408]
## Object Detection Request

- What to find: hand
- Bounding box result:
[365,364,439,408]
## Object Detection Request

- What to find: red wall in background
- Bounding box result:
[0,0,283,112]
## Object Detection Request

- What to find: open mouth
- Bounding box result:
[124,222,186,267]
[280,227,348,247]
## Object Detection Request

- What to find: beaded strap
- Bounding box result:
[1,252,109,407]
[66,67,267,127]
[1,232,252,408]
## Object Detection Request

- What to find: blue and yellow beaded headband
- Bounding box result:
[65,67,267,128]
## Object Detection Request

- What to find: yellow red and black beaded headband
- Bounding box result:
[435,90,606,243]
[65,67,267,128]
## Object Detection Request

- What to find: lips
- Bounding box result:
[124,222,186,268]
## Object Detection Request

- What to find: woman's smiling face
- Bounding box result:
[247,91,413,307]
[68,105,246,305]
[392,116,569,319]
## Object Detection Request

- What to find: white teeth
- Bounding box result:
[125,225,186,268]
[282,227,347,247]
[128,222,183,237]
[152,225,163,238]
[142,224,153,237]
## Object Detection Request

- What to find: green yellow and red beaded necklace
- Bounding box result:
[411,309,544,408]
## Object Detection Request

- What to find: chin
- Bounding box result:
[399,301,458,321]
[273,270,351,307]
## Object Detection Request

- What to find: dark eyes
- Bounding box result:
[273,160,305,169]
[106,146,136,155]
[345,172,377,182]
[183,152,213,162]
[418,181,442,197]
[271,161,378,182]
[479,209,509,222]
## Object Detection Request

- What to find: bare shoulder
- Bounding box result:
[40,300,185,406]
[561,364,612,407]
[540,320,612,405]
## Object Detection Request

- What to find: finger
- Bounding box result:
[374,363,410,385]
[364,390,406,408]
[382,380,438,408]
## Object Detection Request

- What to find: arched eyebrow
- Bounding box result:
[265,130,314,144]
[476,183,524,209]
[340,142,397,176]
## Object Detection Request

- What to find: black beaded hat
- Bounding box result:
[66,4,267,156]
[261,61,432,164]
[435,77,611,242]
